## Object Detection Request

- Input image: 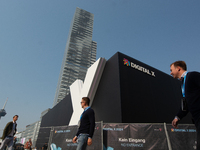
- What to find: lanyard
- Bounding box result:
[80,107,90,119]
[181,72,187,97]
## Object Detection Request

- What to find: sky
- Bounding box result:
[0,0,200,133]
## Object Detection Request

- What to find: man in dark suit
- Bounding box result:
[170,61,200,149]
[72,97,95,150]
[0,115,18,150]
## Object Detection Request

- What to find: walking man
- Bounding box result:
[72,97,95,150]
[0,115,18,150]
[170,61,200,149]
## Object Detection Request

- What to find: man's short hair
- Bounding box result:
[13,115,19,118]
[171,61,187,71]
[82,97,90,106]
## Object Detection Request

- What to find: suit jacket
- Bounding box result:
[1,121,17,140]
[177,71,200,123]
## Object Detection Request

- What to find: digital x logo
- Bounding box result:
[123,58,130,66]
[123,58,156,77]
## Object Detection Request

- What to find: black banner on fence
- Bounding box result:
[50,122,103,150]
[167,124,197,150]
[36,127,52,149]
[103,123,168,150]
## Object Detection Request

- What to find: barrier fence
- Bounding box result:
[36,122,196,150]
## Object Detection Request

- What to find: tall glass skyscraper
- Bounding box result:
[53,7,97,106]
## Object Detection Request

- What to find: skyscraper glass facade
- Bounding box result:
[53,7,97,106]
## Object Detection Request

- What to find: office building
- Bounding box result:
[53,7,97,106]
[21,121,41,147]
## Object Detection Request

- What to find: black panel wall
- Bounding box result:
[36,128,51,149]
[92,52,192,124]
[92,53,122,123]
[37,93,73,147]
[40,94,73,127]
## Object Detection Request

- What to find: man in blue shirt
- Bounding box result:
[170,61,200,149]
[73,97,95,150]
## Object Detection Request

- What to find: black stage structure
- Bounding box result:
[36,52,193,149]
[92,52,192,123]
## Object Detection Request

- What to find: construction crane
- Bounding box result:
[0,98,8,120]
